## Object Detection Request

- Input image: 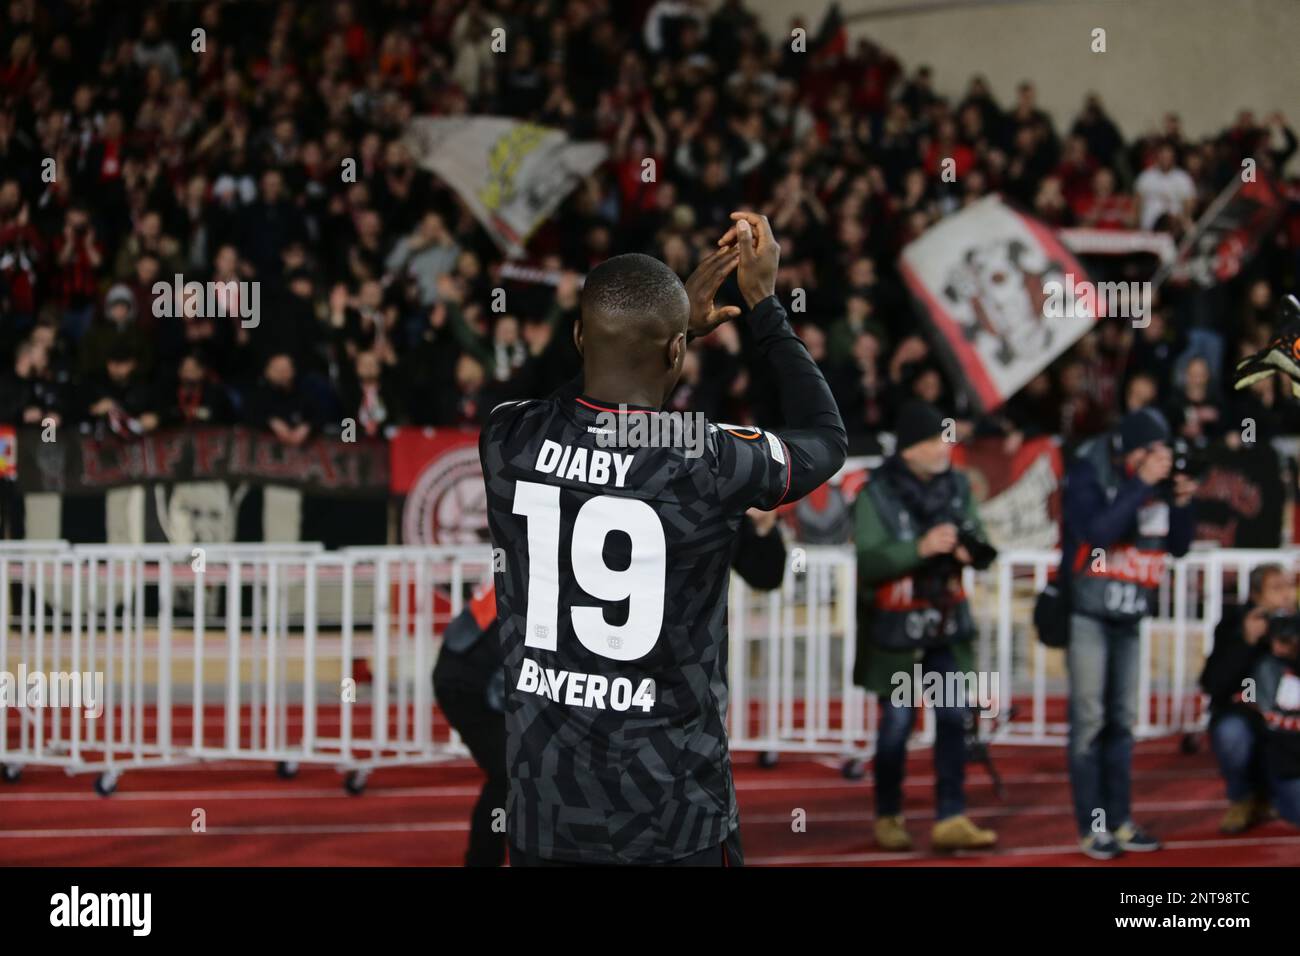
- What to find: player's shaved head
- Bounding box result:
[580,253,689,341]
[576,253,691,407]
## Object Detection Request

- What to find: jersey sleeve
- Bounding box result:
[711,422,791,512]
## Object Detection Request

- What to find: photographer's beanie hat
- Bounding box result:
[895,401,946,451]
[1119,407,1171,453]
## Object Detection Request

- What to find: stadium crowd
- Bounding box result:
[0,0,1298,455]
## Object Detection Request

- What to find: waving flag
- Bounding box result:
[900,196,1098,412]
[404,117,608,258]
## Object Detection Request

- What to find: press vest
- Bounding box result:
[1069,437,1170,623]
[862,471,975,650]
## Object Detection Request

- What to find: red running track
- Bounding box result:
[2,737,1298,866]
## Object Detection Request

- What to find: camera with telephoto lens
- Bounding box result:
[1266,611,1300,645]
[1161,437,1206,497]
[1171,437,1206,478]
[911,517,998,617]
[956,520,998,571]
[922,516,998,576]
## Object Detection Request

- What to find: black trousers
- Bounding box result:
[509,829,744,867]
[434,677,508,867]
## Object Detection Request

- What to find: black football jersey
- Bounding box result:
[480,389,792,863]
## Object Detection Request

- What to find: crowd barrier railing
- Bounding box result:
[0,543,492,794]
[0,541,1284,791]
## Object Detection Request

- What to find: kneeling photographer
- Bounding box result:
[1061,408,1197,860]
[854,401,998,853]
[1244,608,1300,828]
[1200,564,1292,833]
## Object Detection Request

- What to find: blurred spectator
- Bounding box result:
[439,353,489,426]
[341,350,404,436]
[160,353,233,427]
[78,283,152,379]
[112,210,181,281]
[83,343,159,435]
[1135,141,1196,231]
[255,266,328,372]
[1071,95,1124,169]
[386,211,460,308]
[1124,370,1160,414]
[247,352,320,446]
[1125,308,1186,407]
[0,339,63,426]
[49,205,103,342]
[1167,356,1226,445]
[242,169,305,281]
[1075,167,1135,230]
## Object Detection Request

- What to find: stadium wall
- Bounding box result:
[748,0,1296,161]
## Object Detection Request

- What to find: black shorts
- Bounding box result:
[510,829,744,867]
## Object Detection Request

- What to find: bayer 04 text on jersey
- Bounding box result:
[516,658,657,713]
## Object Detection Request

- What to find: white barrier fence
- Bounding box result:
[0,543,494,794]
[725,545,1297,770]
[0,542,1286,792]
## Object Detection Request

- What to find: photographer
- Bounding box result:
[1245,611,1300,827]
[1062,408,1196,859]
[1200,564,1292,833]
[853,401,998,853]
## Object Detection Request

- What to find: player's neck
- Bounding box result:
[581,372,664,411]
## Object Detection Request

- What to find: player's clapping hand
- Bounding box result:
[718,211,780,308]
[683,246,741,339]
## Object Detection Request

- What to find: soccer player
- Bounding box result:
[480,212,847,865]
[433,508,788,867]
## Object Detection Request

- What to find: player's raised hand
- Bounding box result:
[722,211,780,308]
[684,245,742,338]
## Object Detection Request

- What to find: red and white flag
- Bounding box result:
[900,196,1098,412]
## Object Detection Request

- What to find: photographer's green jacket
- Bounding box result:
[852,470,983,697]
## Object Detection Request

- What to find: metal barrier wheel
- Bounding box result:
[276,761,299,780]
[757,751,779,769]
[841,758,866,781]
[2,764,22,783]
[94,770,119,797]
[344,770,368,795]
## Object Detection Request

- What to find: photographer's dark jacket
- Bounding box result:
[1199,602,1268,725]
[433,582,508,712]
[853,455,982,696]
[1061,435,1194,625]
[1241,653,1300,780]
